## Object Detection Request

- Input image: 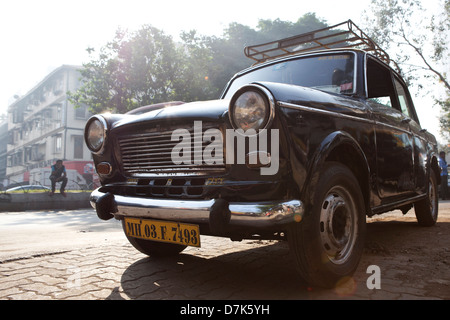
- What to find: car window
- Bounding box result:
[224,53,356,98]
[366,57,396,109]
[394,77,412,118]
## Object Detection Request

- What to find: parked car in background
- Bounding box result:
[86,20,441,287]
[5,185,51,193]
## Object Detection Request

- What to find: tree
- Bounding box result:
[175,30,221,101]
[69,14,330,114]
[363,0,449,139]
[69,26,183,114]
[203,13,329,97]
[257,13,328,41]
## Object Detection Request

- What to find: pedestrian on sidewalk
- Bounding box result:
[49,159,68,197]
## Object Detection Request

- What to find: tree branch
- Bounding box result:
[401,29,450,91]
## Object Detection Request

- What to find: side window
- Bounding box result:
[393,77,412,118]
[366,58,396,108]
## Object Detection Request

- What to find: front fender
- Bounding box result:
[301,131,371,213]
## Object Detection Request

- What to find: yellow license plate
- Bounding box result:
[124,218,201,247]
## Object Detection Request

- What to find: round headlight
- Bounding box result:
[85,117,106,153]
[229,85,274,131]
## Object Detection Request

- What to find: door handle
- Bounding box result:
[401,117,411,124]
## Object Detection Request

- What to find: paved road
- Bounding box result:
[0,209,123,262]
[0,201,449,302]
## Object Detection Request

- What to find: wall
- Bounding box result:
[0,192,91,212]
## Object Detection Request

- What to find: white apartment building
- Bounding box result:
[2,65,97,190]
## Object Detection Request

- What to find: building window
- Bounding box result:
[24,147,32,163]
[55,135,62,153]
[74,135,83,159]
[56,105,62,120]
[75,105,87,119]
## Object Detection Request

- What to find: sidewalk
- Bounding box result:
[1,202,449,300]
[1,232,448,300]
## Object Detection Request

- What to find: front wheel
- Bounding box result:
[414,171,439,227]
[288,162,366,288]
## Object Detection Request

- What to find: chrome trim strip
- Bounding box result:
[279,101,414,135]
[90,188,303,228]
[374,120,410,135]
[278,101,374,124]
[371,194,426,215]
[229,200,303,226]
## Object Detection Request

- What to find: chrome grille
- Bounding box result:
[119,123,225,175]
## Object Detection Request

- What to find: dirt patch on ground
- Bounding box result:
[359,201,450,299]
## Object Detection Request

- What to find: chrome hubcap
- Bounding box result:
[319,186,358,264]
[429,177,437,219]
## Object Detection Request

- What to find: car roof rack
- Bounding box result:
[244,20,390,65]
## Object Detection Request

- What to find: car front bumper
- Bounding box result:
[90,188,304,229]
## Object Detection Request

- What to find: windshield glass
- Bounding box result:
[223,53,356,98]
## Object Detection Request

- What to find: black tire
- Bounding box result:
[414,171,439,227]
[288,162,366,288]
[121,221,187,257]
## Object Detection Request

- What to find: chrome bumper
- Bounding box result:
[90,188,304,228]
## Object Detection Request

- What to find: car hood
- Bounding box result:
[110,81,367,131]
[111,99,230,130]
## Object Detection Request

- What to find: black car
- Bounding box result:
[85,21,441,287]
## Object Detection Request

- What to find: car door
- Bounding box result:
[392,75,428,194]
[366,57,415,201]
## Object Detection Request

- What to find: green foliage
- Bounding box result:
[68,14,328,114]
[206,13,328,93]
[69,26,183,114]
[438,94,450,140]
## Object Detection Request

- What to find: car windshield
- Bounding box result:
[223,53,356,98]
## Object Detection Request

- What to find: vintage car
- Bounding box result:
[85,20,440,287]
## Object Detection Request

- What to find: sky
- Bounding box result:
[0,0,446,142]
